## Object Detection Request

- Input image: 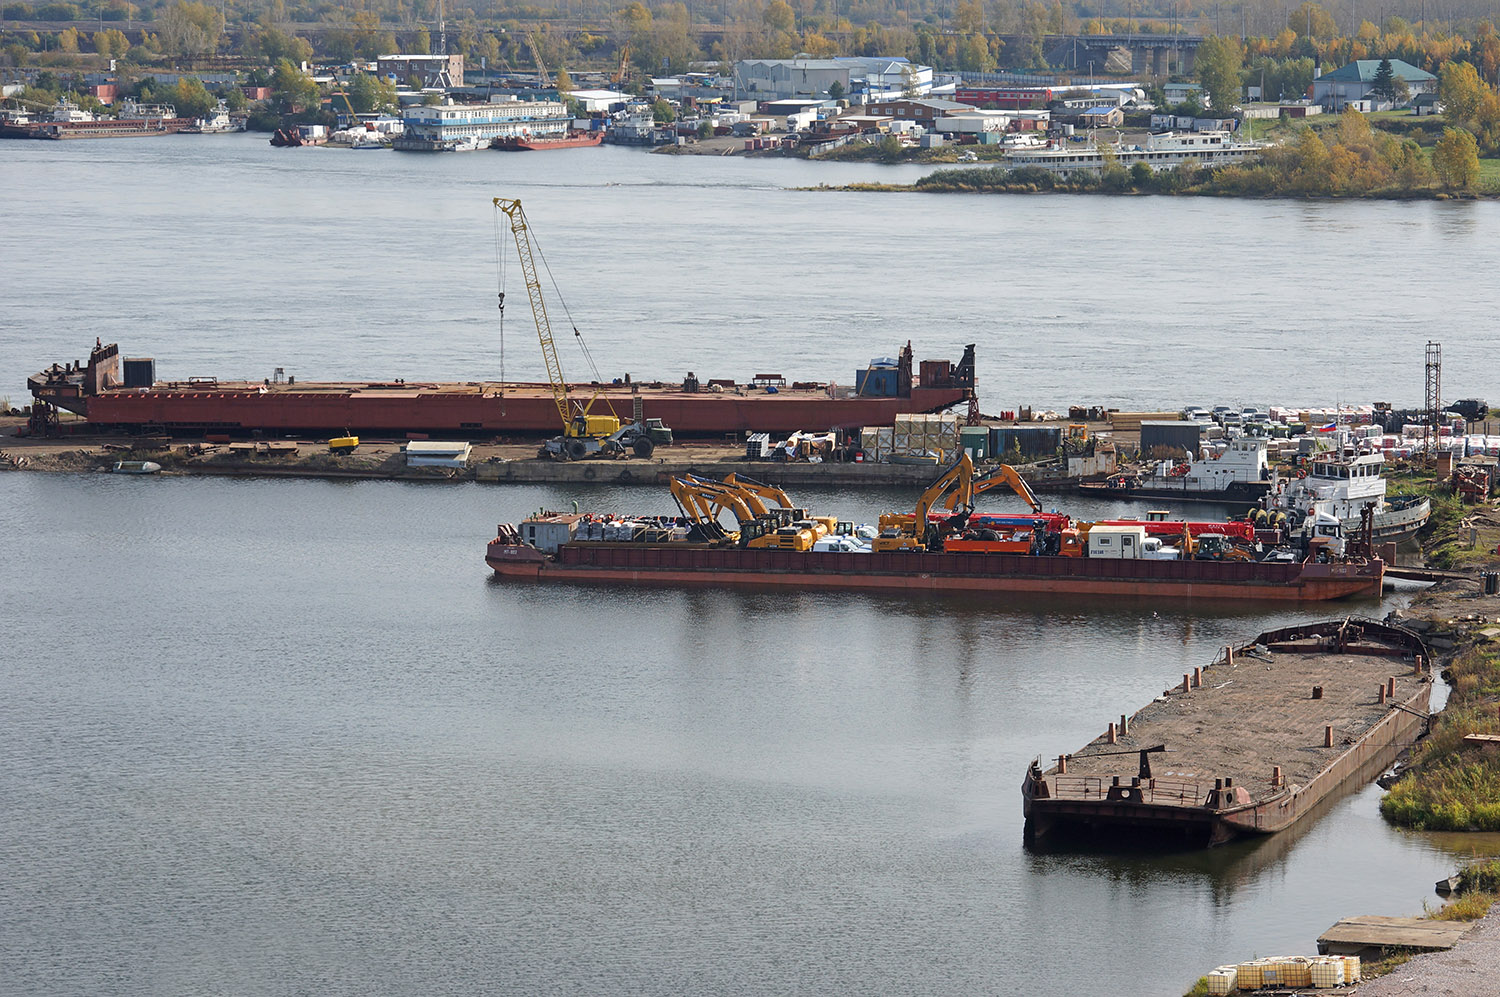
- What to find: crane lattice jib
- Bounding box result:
[494,198,571,428]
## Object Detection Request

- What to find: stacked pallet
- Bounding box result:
[1108,411,1181,434]
[890,413,961,460]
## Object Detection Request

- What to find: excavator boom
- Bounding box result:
[945,463,1041,514]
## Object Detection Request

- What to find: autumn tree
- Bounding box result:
[1439,61,1485,126]
[159,1,224,58]
[1432,126,1480,189]
[92,28,128,57]
[1287,2,1337,40]
[1196,35,1244,112]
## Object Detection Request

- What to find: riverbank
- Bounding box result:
[1,430,1075,489]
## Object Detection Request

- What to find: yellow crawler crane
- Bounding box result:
[493,197,656,461]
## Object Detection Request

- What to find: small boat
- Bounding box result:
[111,460,161,474]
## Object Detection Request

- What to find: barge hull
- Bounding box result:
[488,543,1384,601]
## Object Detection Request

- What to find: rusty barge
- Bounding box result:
[1022,618,1432,847]
[27,341,975,438]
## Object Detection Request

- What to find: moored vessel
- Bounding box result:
[28,340,975,438]
[485,460,1385,603]
[1022,618,1431,847]
[1261,453,1431,545]
[492,130,603,151]
[1078,436,1272,504]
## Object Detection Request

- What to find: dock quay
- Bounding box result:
[1023,618,1433,847]
[1317,915,1476,959]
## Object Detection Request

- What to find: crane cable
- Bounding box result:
[492,208,507,413]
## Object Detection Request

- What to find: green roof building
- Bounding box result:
[1311,59,1437,109]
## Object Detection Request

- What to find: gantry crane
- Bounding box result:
[492,197,655,460]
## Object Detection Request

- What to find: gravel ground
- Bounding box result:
[1355,902,1500,996]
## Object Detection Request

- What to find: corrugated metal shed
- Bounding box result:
[1140,420,1201,455]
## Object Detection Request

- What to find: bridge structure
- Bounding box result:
[1031,33,1206,76]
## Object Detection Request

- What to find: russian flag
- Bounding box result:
[1317,421,1338,432]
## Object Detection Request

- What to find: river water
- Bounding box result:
[2,136,1498,996]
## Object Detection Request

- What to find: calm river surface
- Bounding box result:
[2,136,1497,996]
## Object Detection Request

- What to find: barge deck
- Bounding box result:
[1023,618,1432,847]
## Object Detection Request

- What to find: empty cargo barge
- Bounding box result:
[1022,618,1432,847]
[27,341,975,437]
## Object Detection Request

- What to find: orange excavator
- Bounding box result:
[874,451,975,552]
[943,462,1041,514]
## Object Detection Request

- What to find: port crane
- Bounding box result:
[492,197,655,460]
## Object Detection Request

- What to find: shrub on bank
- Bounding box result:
[1381,646,1500,831]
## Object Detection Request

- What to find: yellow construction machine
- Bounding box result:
[493,197,657,461]
[943,462,1041,514]
[874,452,975,552]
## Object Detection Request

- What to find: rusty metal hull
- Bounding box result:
[487,541,1384,602]
[1022,619,1430,848]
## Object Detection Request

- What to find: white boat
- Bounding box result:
[111,460,162,474]
[1004,129,1263,176]
[183,100,239,134]
[1083,436,1273,504]
[1262,453,1430,545]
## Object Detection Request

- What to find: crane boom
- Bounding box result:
[493,197,571,428]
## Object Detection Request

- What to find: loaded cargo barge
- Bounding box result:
[27,341,974,438]
[487,540,1384,601]
[1022,618,1431,847]
[485,457,1386,601]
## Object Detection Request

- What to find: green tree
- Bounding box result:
[413,27,430,55]
[1440,62,1485,126]
[347,71,395,112]
[271,58,318,112]
[249,27,311,65]
[1196,35,1243,112]
[1370,58,1395,100]
[555,67,572,94]
[651,97,675,122]
[901,62,921,97]
[1129,160,1153,187]
[827,79,845,100]
[158,0,224,58]
[172,75,215,117]
[1432,126,1480,189]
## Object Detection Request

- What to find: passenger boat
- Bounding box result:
[1003,129,1263,176]
[29,340,976,438]
[1022,618,1431,847]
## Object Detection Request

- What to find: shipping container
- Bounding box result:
[959,425,989,459]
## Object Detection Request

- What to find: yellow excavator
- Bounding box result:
[942,462,1041,514]
[493,197,656,461]
[670,475,755,542]
[874,452,975,552]
[673,473,835,550]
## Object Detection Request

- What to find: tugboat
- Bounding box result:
[1258,453,1430,545]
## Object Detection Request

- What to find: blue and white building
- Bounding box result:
[393,97,569,151]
